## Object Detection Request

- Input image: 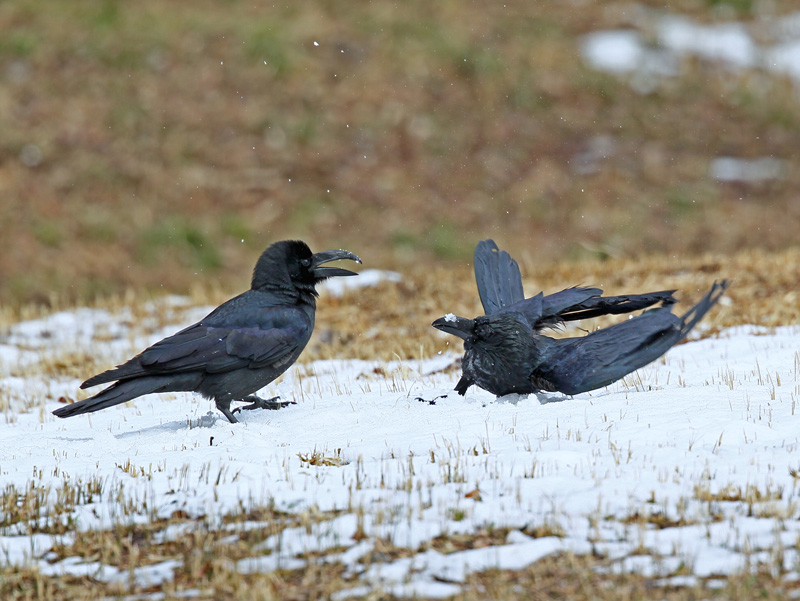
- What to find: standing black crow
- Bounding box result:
[433,239,727,398]
[54,240,361,423]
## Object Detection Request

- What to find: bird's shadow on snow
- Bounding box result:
[492,392,573,406]
[411,390,575,407]
[111,412,228,439]
[50,436,95,443]
[532,393,572,405]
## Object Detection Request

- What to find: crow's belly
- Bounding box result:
[198,362,295,402]
[463,349,538,396]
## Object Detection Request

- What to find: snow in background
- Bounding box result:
[581,12,800,86]
[581,10,800,184]
[319,269,402,297]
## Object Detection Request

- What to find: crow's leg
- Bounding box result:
[215,399,240,424]
[233,395,296,414]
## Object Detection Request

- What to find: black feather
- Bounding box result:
[56,240,360,423]
[434,239,727,398]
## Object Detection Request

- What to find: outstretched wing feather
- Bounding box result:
[474,239,525,315]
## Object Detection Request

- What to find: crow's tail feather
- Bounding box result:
[625,280,728,362]
[675,280,728,339]
[54,378,171,418]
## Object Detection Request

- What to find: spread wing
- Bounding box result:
[474,239,674,328]
[502,287,676,331]
[474,239,525,315]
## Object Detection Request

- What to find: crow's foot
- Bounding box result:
[233,395,296,414]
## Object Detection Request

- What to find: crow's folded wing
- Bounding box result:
[140,322,307,373]
[82,306,311,387]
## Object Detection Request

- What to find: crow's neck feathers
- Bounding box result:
[250,240,320,307]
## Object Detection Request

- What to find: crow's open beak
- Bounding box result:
[311,249,362,278]
[432,314,475,340]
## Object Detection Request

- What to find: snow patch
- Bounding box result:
[581,11,800,89]
[319,269,402,297]
[710,157,786,182]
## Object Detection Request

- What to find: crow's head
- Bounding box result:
[433,312,531,347]
[431,314,475,340]
[252,240,361,294]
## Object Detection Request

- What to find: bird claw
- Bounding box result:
[415,394,449,406]
[232,395,296,414]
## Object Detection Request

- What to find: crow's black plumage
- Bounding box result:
[53,240,361,423]
[433,239,727,398]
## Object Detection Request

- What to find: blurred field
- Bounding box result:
[2,0,800,307]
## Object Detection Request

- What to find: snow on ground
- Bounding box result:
[1,303,800,595]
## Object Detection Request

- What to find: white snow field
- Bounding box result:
[1,297,800,597]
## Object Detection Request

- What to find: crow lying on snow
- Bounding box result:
[433,239,727,398]
[54,240,361,423]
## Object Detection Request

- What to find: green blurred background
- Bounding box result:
[2,0,799,306]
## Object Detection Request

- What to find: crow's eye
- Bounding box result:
[301,258,311,268]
